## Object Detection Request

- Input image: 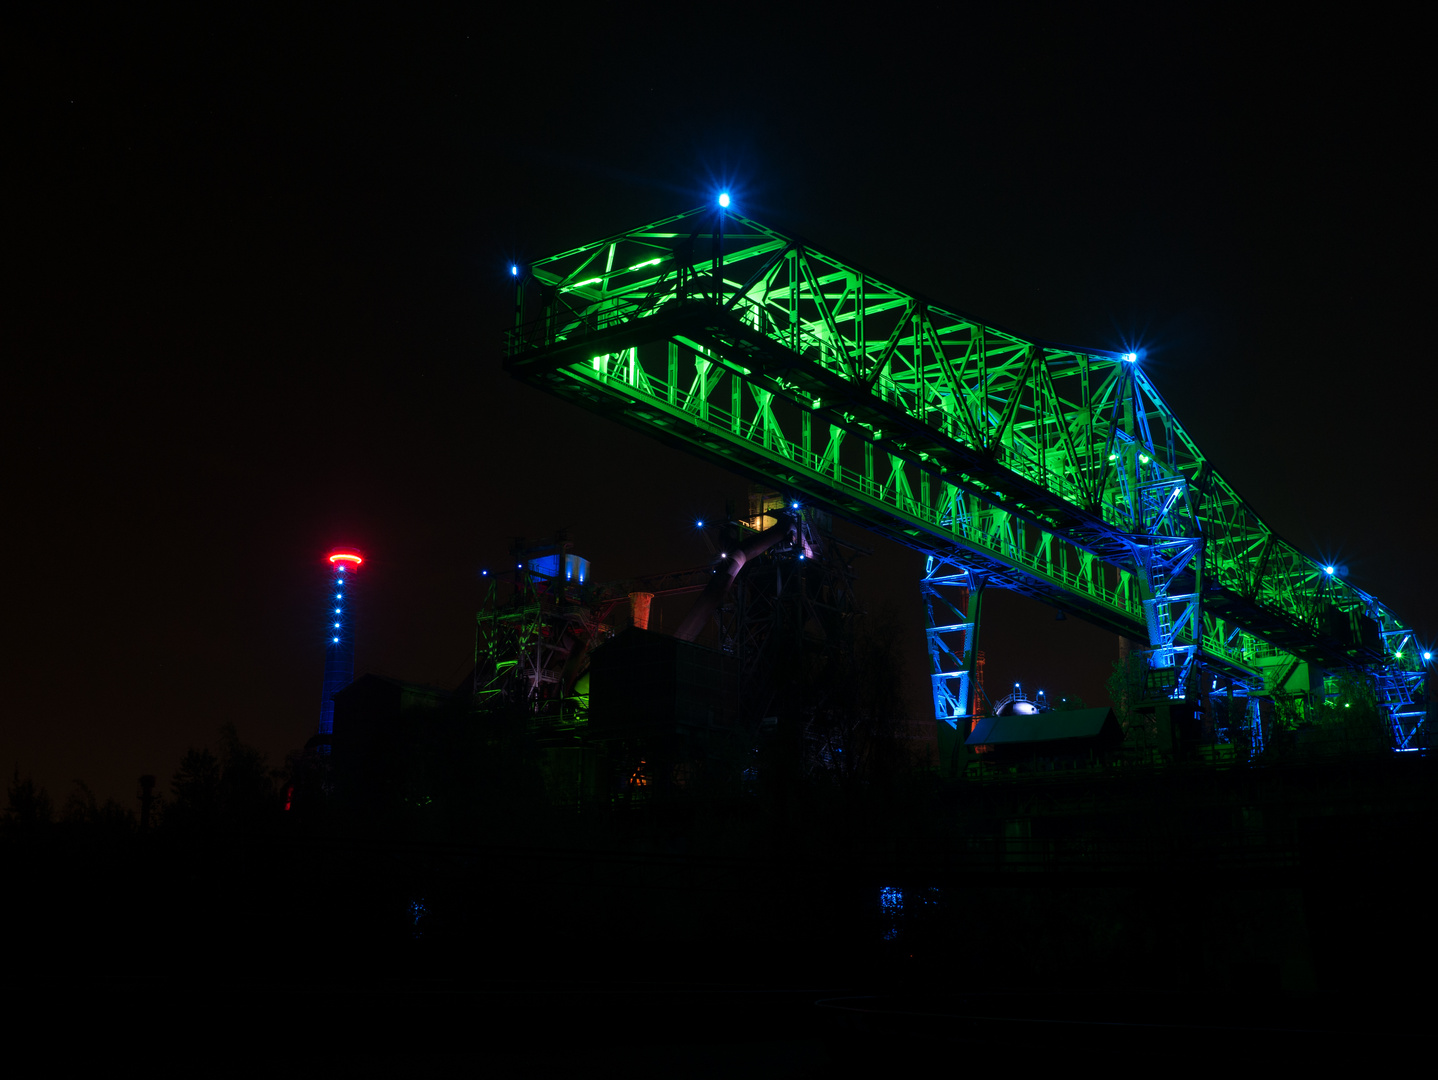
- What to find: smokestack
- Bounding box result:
[317,547,364,754]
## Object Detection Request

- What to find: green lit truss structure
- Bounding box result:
[504,205,1428,750]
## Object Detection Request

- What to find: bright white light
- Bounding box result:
[510,265,519,276]
[718,192,730,208]
[696,520,704,527]
[333,622,339,628]
[334,608,340,614]
[1122,352,1137,362]
[791,502,799,509]
[332,636,338,643]
[1425,651,1433,661]
[1324,566,1335,575]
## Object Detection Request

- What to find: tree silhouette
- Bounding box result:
[61,781,136,836]
[165,723,282,833]
[3,770,54,839]
[1107,653,1155,751]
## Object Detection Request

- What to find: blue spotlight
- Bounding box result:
[1122,352,1137,363]
[1324,565,1335,575]
[718,192,731,208]
[696,519,705,528]
[510,264,519,277]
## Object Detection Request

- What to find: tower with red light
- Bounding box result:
[317,548,363,754]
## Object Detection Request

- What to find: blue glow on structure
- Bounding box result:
[318,552,361,751]
[880,886,903,941]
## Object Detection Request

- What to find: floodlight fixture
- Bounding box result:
[718,192,731,208]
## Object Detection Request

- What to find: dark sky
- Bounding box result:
[8,8,1433,806]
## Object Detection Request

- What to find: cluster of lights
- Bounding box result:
[326,552,360,645]
[332,565,344,641]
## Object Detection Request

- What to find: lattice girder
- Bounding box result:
[506,206,1423,717]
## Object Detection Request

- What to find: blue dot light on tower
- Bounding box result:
[317,547,363,754]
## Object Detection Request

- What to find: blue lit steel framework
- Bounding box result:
[504,205,1430,750]
[1379,631,1429,749]
[922,561,985,731]
[316,549,362,754]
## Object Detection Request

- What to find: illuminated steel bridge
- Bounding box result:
[504,202,1429,751]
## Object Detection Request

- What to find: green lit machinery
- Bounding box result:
[504,202,1429,753]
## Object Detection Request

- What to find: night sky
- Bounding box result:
[9,8,1433,807]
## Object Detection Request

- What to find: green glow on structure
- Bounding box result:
[504,205,1424,740]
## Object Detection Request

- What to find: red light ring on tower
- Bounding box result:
[328,550,364,568]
